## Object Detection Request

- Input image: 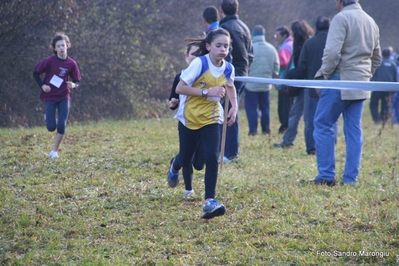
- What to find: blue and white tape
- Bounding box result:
[235,76,399,92]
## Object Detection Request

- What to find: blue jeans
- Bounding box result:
[282,90,304,145]
[313,78,365,184]
[303,90,318,154]
[244,89,270,135]
[221,81,245,159]
[393,92,399,123]
[304,91,338,154]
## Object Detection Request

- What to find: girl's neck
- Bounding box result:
[208,55,223,67]
[57,53,67,60]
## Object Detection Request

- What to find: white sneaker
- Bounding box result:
[49,150,59,159]
[218,156,232,163]
[223,156,232,163]
[183,190,195,199]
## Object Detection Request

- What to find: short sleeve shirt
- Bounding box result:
[34,55,81,101]
[175,54,234,130]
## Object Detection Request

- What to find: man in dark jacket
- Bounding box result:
[289,16,332,154]
[219,0,253,162]
[369,48,398,124]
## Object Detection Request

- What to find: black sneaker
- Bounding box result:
[308,178,336,187]
[273,143,293,148]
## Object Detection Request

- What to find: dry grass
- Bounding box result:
[1,93,399,265]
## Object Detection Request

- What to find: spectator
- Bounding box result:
[393,57,399,123]
[202,6,220,34]
[274,26,294,134]
[273,20,313,150]
[244,25,279,136]
[219,0,253,163]
[311,0,381,186]
[302,16,336,154]
[392,91,399,124]
[397,57,399,81]
[369,47,397,124]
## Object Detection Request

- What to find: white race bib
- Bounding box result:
[49,75,63,88]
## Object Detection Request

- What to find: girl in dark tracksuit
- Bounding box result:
[168,43,204,199]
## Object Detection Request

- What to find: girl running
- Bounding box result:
[168,43,205,199]
[33,32,81,158]
[167,28,238,219]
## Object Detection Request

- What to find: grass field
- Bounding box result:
[1,93,399,265]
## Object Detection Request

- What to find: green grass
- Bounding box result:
[1,94,399,265]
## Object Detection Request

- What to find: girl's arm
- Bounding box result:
[168,73,181,110]
[176,80,225,98]
[225,84,238,126]
[33,70,51,93]
[32,70,44,88]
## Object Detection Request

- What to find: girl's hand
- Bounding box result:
[66,81,76,89]
[168,98,179,108]
[42,85,51,93]
[227,106,237,126]
[208,85,225,98]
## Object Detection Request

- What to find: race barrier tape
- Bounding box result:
[235,76,399,92]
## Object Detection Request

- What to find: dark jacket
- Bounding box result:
[219,14,253,77]
[291,43,303,69]
[288,29,328,97]
[371,58,397,83]
[169,72,181,110]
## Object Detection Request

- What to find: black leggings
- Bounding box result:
[45,98,70,134]
[181,139,204,191]
[173,122,220,199]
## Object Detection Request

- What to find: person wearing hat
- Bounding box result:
[244,25,279,136]
[369,47,397,124]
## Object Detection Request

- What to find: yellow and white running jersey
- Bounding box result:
[175,54,235,130]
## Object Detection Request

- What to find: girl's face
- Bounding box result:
[55,39,67,59]
[206,35,230,65]
[185,45,199,65]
